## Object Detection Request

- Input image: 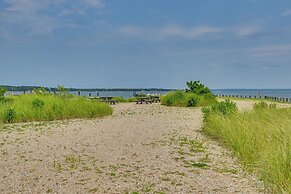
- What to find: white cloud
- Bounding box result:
[251,45,291,57]
[235,26,262,37]
[0,0,103,40]
[158,25,221,38]
[117,25,222,40]
[117,24,267,41]
[282,8,291,16]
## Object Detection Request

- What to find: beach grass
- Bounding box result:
[128,97,138,102]
[112,96,128,103]
[0,94,113,124]
[161,91,217,107]
[203,102,291,192]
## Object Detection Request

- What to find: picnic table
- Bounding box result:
[135,97,153,104]
[99,96,118,105]
[149,96,160,103]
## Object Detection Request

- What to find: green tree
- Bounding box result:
[186,81,211,95]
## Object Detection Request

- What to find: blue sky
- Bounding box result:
[0,0,291,89]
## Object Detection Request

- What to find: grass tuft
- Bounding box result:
[0,94,112,124]
[204,103,291,193]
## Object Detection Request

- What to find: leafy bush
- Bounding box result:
[4,107,16,123]
[161,91,201,107]
[254,101,277,110]
[32,98,45,110]
[0,97,12,104]
[186,94,199,107]
[186,80,211,95]
[198,93,217,107]
[161,91,186,107]
[203,100,237,120]
[161,81,216,108]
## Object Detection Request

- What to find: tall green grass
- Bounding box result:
[0,94,113,123]
[161,91,217,107]
[112,96,128,103]
[203,102,291,192]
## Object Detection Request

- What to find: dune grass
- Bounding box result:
[0,94,113,124]
[161,91,217,107]
[128,97,138,102]
[203,103,291,192]
[112,96,128,103]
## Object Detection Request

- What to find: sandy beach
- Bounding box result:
[0,103,265,193]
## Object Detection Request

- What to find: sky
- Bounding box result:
[0,0,291,89]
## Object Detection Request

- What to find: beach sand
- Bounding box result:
[0,103,265,193]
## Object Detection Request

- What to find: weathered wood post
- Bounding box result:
[78,91,81,96]
[89,93,92,97]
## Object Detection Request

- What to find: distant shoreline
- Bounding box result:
[0,85,176,92]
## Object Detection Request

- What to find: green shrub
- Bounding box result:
[186,80,211,95]
[32,98,45,110]
[161,81,216,108]
[186,94,199,107]
[203,100,237,120]
[162,90,217,108]
[198,93,217,107]
[254,101,277,110]
[4,107,16,123]
[0,97,12,104]
[161,91,188,107]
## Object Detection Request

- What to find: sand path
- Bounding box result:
[0,103,264,193]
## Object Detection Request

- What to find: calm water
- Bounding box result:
[7,89,291,98]
[7,90,170,98]
[212,89,291,98]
